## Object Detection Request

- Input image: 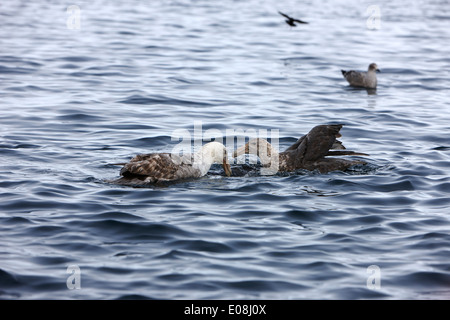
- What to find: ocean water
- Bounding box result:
[1,0,450,300]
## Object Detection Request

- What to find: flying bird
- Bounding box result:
[233,124,368,174]
[278,11,308,26]
[341,63,380,89]
[111,142,231,186]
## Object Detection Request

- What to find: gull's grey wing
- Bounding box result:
[342,70,366,87]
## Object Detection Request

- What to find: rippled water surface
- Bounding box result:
[1,0,450,299]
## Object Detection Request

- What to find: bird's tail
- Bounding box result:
[341,70,347,76]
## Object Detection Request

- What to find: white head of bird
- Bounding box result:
[193,142,231,177]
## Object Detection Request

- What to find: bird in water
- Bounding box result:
[232,124,368,174]
[341,63,380,89]
[278,11,308,26]
[111,142,231,186]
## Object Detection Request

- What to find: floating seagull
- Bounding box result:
[233,124,368,174]
[341,63,380,89]
[111,142,231,185]
[278,11,308,26]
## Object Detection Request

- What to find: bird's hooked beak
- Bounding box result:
[223,158,232,177]
[376,68,381,73]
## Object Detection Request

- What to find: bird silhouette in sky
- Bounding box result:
[278,11,308,26]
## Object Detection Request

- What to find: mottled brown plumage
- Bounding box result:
[112,142,231,186]
[119,153,191,182]
[233,124,368,173]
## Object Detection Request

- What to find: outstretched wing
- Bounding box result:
[287,125,344,165]
[305,124,344,161]
[278,11,291,19]
[292,18,308,24]
[278,11,308,24]
[293,125,368,160]
[284,135,306,152]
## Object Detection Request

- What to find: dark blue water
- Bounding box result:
[1,0,450,299]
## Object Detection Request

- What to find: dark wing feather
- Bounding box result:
[326,150,369,156]
[292,18,308,24]
[305,124,343,162]
[284,135,306,152]
[278,11,291,19]
[288,125,343,165]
